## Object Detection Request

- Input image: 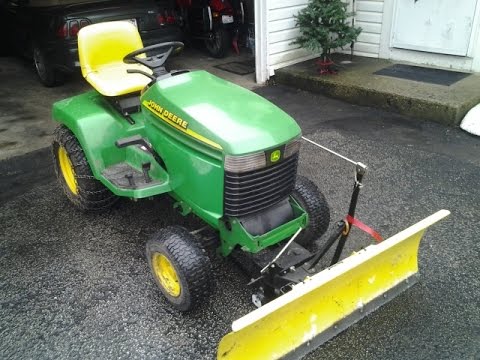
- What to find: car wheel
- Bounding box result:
[33,46,65,87]
[146,226,214,312]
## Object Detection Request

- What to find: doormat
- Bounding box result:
[214,59,255,75]
[374,64,470,86]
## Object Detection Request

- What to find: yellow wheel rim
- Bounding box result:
[58,146,78,195]
[152,253,181,297]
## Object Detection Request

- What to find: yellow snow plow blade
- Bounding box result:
[218,210,450,360]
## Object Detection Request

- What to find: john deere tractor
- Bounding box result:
[52,21,449,360]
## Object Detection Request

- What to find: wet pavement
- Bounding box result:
[1,82,479,359]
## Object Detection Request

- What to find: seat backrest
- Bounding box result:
[78,21,144,76]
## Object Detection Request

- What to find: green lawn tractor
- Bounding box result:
[52,21,449,360]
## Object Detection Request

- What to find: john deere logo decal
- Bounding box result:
[144,100,189,129]
[270,150,281,163]
[142,100,223,150]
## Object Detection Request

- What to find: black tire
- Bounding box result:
[146,226,213,312]
[52,125,117,211]
[205,28,230,58]
[33,46,65,87]
[292,176,330,248]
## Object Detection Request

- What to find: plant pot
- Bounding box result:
[316,59,337,75]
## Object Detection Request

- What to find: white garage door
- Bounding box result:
[391,0,478,56]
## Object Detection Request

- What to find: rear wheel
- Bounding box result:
[292,176,330,248]
[33,46,65,87]
[52,125,117,211]
[146,226,213,311]
[205,28,230,58]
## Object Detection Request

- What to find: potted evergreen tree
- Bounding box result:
[293,0,362,74]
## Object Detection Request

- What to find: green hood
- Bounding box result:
[141,70,301,155]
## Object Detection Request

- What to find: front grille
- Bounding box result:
[224,154,298,217]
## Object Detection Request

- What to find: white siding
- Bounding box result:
[264,0,384,80]
[266,0,312,75]
[352,0,384,57]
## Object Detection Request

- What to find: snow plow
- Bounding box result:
[218,209,449,359]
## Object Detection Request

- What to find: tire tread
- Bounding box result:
[146,226,213,311]
[52,125,117,211]
[292,175,330,247]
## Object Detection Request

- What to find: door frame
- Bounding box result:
[255,0,268,84]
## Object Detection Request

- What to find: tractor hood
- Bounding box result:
[141,71,301,155]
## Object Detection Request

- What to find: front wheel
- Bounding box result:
[204,28,230,58]
[292,176,330,248]
[146,226,214,312]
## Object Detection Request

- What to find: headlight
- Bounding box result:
[284,138,301,158]
[224,151,266,173]
[225,137,301,173]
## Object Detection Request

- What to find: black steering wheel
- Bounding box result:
[123,41,184,69]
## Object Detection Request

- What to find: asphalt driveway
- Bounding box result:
[1,85,479,360]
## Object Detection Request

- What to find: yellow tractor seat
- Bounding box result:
[78,21,153,97]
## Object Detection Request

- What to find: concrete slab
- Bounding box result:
[275,54,480,126]
[0,48,257,161]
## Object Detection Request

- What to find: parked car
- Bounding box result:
[3,0,183,86]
